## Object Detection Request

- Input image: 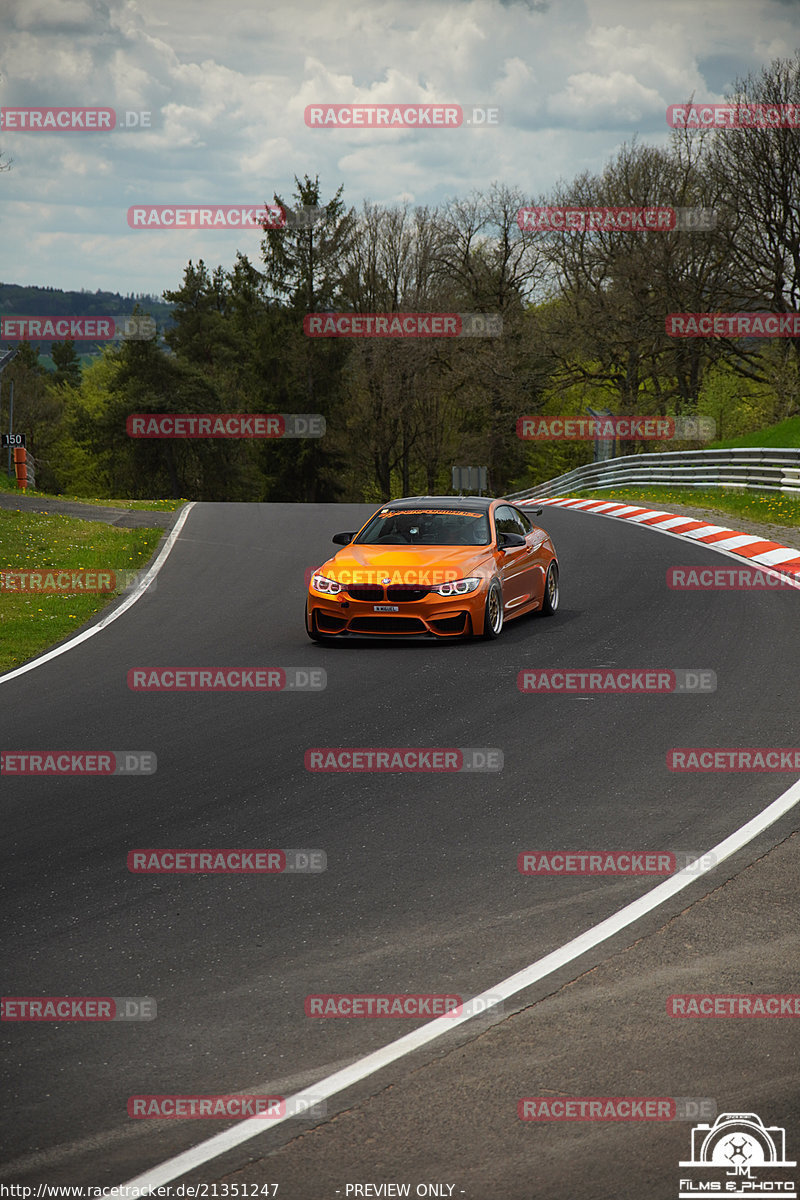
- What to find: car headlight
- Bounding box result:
[312,573,343,594]
[431,576,482,596]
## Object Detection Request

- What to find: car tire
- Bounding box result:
[540,561,559,615]
[481,579,504,639]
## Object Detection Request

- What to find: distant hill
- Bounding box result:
[0,282,174,362]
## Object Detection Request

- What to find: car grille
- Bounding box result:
[386,585,430,602]
[428,612,469,633]
[316,612,348,632]
[348,617,428,633]
[344,584,432,602]
[345,585,384,601]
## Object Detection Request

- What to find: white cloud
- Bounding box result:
[0,0,794,292]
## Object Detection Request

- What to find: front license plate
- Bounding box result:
[373,605,399,612]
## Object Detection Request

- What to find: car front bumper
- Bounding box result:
[307,590,483,638]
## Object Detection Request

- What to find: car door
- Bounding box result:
[493,505,533,609]
[512,505,549,606]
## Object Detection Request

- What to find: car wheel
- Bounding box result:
[540,562,559,615]
[482,579,504,639]
[305,604,332,643]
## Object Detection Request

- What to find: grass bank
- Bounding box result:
[0,509,164,673]
[565,485,800,530]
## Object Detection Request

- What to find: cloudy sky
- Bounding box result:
[1,0,798,297]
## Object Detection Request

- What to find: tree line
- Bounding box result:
[3,52,798,501]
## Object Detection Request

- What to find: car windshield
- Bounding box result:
[355,508,491,546]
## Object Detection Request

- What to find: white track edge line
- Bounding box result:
[0,503,196,685]
[115,776,800,1193]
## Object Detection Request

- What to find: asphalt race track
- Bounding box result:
[2,501,799,1194]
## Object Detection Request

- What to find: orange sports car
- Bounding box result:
[305,495,559,641]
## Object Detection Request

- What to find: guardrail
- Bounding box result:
[504,447,800,500]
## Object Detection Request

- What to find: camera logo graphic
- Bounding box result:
[679,1113,796,1198]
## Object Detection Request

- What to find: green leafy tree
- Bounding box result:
[51,340,82,388]
[257,174,357,500]
[1,343,62,490]
[56,339,259,500]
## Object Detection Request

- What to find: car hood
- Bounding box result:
[319,544,491,585]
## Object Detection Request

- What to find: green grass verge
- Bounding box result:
[708,414,800,449]
[39,495,187,511]
[0,472,186,511]
[566,485,800,531]
[0,510,164,673]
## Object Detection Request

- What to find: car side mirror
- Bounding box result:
[533,508,543,516]
[498,532,526,549]
[332,531,356,545]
